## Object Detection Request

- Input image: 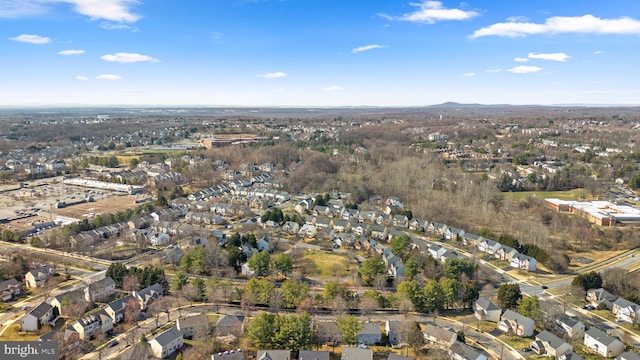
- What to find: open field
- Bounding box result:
[0,324,40,341]
[301,251,357,279]
[52,195,142,219]
[501,188,591,201]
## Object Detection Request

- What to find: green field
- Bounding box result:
[501,188,590,201]
[302,251,357,279]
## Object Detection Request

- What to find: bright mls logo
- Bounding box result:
[1,342,57,360]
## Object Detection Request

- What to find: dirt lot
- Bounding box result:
[52,195,142,219]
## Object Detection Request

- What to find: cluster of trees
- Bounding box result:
[397,276,479,313]
[260,208,284,224]
[223,233,256,272]
[247,251,292,279]
[1,229,20,242]
[106,263,169,291]
[179,242,225,276]
[572,271,602,292]
[74,155,120,169]
[246,312,313,351]
[64,209,138,234]
[601,268,640,304]
[497,234,551,266]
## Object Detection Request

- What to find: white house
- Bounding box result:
[149,327,184,359]
[71,310,113,339]
[612,297,640,324]
[85,277,116,303]
[473,298,501,323]
[616,351,640,360]
[510,254,537,271]
[25,265,54,288]
[21,302,54,332]
[583,327,624,358]
[358,322,382,345]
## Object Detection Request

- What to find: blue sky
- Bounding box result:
[1,0,639,106]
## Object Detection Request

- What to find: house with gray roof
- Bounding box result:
[616,351,640,360]
[586,288,617,310]
[584,327,624,358]
[341,347,373,360]
[498,310,535,337]
[473,297,501,323]
[358,322,382,345]
[257,350,291,360]
[21,301,54,332]
[149,326,183,359]
[85,276,115,303]
[299,351,330,360]
[449,340,488,360]
[133,283,164,310]
[555,314,585,339]
[532,330,572,358]
[0,278,20,301]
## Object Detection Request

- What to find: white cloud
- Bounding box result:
[352,44,386,53]
[471,14,640,38]
[324,85,343,91]
[58,49,85,55]
[514,57,529,62]
[101,52,159,63]
[10,33,50,44]
[0,0,48,17]
[1,0,140,22]
[75,75,89,81]
[528,52,570,62]
[61,0,140,23]
[100,22,138,31]
[593,50,603,55]
[507,65,543,74]
[380,1,479,24]
[260,72,287,79]
[462,72,476,77]
[485,68,502,73]
[96,74,122,80]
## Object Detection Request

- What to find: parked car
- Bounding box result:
[522,348,532,352]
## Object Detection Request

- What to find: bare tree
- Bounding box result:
[360,296,378,321]
[269,288,283,314]
[124,297,141,327]
[180,283,199,307]
[122,274,141,292]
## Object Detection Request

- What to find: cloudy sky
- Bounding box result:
[1,0,639,106]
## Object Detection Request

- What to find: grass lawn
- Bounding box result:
[0,324,39,341]
[303,251,357,279]
[497,334,532,353]
[207,313,220,324]
[501,188,591,202]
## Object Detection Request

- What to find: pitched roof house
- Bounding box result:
[498,310,535,337]
[21,302,54,332]
[150,326,184,359]
[358,322,382,345]
[85,277,116,303]
[423,324,457,348]
[25,265,54,288]
[341,347,373,360]
[583,327,624,358]
[257,350,291,360]
[555,314,585,339]
[586,288,617,310]
[473,297,502,323]
[532,330,572,358]
[449,340,488,360]
[133,283,164,310]
[0,278,21,301]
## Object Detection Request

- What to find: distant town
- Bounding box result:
[0,105,639,360]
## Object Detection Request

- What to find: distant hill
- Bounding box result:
[427,102,513,109]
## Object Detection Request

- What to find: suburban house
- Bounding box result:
[315,321,342,345]
[423,324,457,348]
[177,313,207,339]
[583,327,624,358]
[104,295,135,323]
[341,347,373,360]
[85,277,116,303]
[612,297,640,323]
[586,288,618,310]
[25,265,54,288]
[0,278,21,301]
[385,320,406,348]
[299,351,330,360]
[149,327,184,359]
[473,298,502,323]
[257,350,291,360]
[256,236,270,252]
[133,283,164,310]
[444,227,465,241]
[358,322,382,345]
[409,218,427,232]
[616,351,640,360]
[495,245,519,261]
[51,288,86,316]
[215,315,246,337]
[212,350,245,360]
[498,310,535,337]
[531,330,572,358]
[282,221,300,235]
[510,253,537,271]
[370,225,388,241]
[555,314,585,339]
[559,352,585,360]
[462,233,483,247]
[478,239,499,254]
[71,310,113,339]
[392,215,409,228]
[21,302,54,332]
[449,341,488,360]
